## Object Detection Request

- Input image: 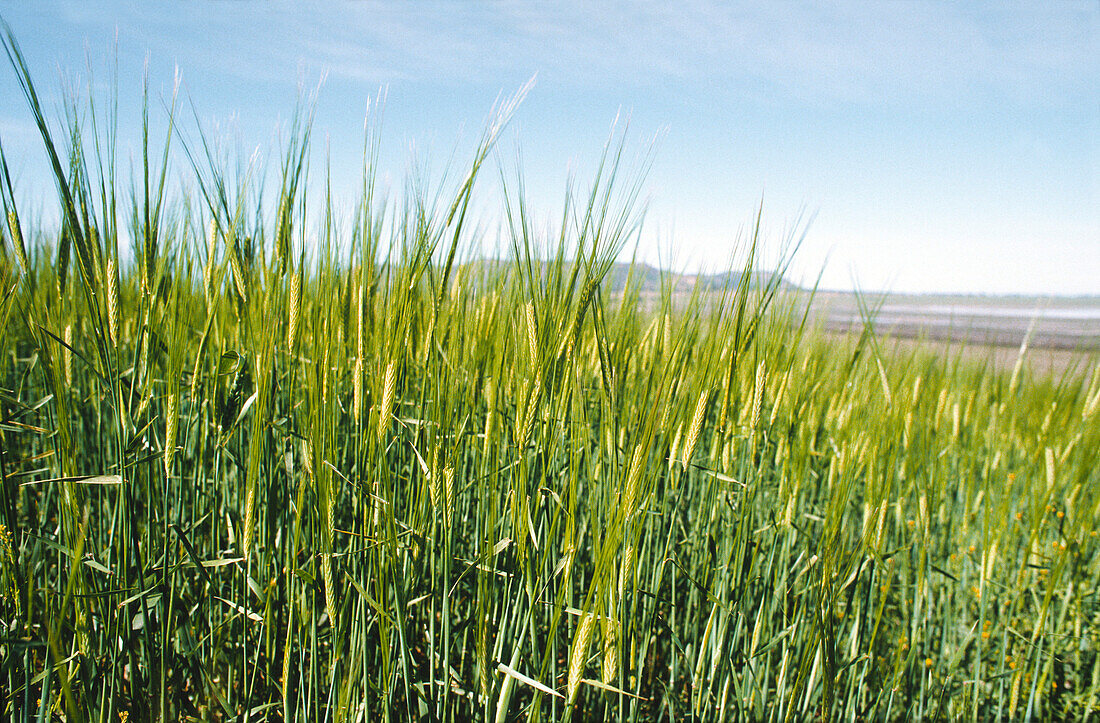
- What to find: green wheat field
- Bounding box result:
[0,29,1098,722]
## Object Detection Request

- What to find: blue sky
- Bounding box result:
[0,1,1096,295]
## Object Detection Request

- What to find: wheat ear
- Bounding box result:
[568,611,595,701]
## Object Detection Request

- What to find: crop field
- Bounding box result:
[1,33,1099,722]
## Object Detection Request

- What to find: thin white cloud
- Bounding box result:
[19,1,1097,110]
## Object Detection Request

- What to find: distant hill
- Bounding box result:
[602,262,793,293]
[457,258,795,294]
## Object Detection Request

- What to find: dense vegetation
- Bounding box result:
[1,30,1098,721]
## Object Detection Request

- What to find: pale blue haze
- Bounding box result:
[0,2,1096,295]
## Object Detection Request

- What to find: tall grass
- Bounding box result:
[1,29,1098,721]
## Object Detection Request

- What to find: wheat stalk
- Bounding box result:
[204,219,217,305]
[750,360,766,432]
[288,268,301,351]
[322,520,337,626]
[482,376,496,457]
[228,235,248,303]
[106,255,119,345]
[568,611,595,701]
[602,617,621,684]
[442,464,455,525]
[618,543,635,598]
[6,211,29,274]
[163,390,178,477]
[354,281,365,422]
[378,360,396,443]
[63,323,73,386]
[478,609,490,699]
[525,301,537,365]
[623,443,646,519]
[682,389,709,469]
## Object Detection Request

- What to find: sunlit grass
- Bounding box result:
[0,26,1098,722]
